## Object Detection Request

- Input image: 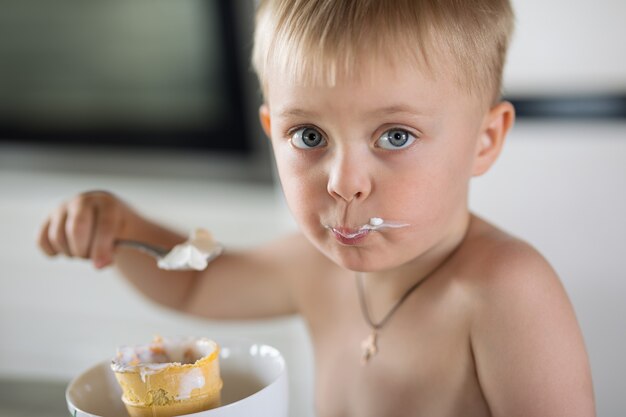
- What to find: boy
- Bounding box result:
[39,0,595,416]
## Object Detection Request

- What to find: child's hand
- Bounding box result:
[38,191,134,269]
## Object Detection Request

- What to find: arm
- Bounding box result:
[177,232,316,319]
[470,242,595,417]
[38,191,304,319]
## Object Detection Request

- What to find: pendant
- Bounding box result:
[361,330,378,365]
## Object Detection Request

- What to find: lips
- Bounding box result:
[329,227,371,245]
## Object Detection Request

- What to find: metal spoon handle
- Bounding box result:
[115,240,169,259]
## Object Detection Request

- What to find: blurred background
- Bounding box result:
[0,0,624,416]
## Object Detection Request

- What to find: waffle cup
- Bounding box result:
[112,337,222,417]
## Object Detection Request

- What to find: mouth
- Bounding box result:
[324,218,409,246]
[328,227,371,245]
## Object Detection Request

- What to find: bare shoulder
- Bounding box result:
[458,215,561,301]
[459,215,595,417]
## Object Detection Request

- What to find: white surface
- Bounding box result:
[1,120,626,416]
[470,120,626,416]
[505,0,626,94]
[67,340,288,417]
[0,170,312,417]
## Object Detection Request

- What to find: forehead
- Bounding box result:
[266,53,470,117]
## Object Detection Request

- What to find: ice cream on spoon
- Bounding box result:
[116,228,223,271]
[157,228,223,271]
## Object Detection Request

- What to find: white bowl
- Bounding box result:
[66,339,288,417]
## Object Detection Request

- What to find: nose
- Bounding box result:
[327,150,372,202]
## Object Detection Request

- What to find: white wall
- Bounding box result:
[506,0,626,95]
[470,120,626,416]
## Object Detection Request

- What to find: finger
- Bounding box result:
[38,218,58,256]
[89,204,118,268]
[48,207,72,257]
[65,200,95,259]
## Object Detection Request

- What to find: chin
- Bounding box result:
[327,246,398,273]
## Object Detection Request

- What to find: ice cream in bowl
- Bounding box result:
[110,336,223,417]
[66,337,288,417]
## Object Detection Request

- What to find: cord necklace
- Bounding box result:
[356,248,459,365]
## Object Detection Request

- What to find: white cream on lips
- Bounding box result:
[362,217,409,230]
[325,217,409,238]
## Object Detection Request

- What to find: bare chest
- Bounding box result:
[304,281,491,417]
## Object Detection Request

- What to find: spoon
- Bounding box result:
[115,229,223,271]
[115,240,170,259]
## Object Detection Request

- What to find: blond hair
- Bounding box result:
[252,0,514,106]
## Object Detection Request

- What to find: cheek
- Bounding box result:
[384,157,468,226]
[272,145,327,221]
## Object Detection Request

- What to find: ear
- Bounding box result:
[472,101,515,177]
[259,104,271,139]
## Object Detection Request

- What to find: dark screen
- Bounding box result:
[0,0,250,153]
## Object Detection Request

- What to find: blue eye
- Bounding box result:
[291,127,326,149]
[377,129,416,150]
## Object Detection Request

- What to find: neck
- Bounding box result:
[360,212,471,319]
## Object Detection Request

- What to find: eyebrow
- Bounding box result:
[367,104,431,117]
[277,108,319,118]
[277,104,430,119]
